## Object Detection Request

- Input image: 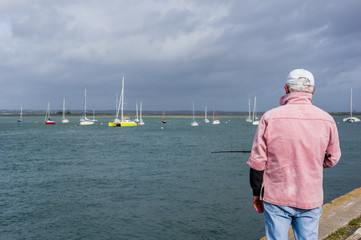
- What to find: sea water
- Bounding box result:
[0,116,360,240]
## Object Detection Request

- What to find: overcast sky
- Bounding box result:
[1,0,360,113]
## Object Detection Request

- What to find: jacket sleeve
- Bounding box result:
[250,168,264,196]
[323,121,341,168]
[247,116,268,171]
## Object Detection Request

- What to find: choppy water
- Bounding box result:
[0,116,360,240]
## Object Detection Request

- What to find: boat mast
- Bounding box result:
[46,102,51,120]
[84,89,87,119]
[115,92,118,119]
[116,91,122,120]
[252,96,257,121]
[248,98,251,120]
[121,76,125,122]
[192,101,195,122]
[213,104,215,121]
[62,98,66,120]
[140,101,142,120]
[136,100,139,120]
[350,88,353,118]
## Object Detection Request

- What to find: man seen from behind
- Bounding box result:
[247,69,341,240]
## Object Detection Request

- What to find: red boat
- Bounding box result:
[44,102,56,124]
[45,119,56,124]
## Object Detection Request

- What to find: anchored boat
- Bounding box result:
[212,104,220,125]
[191,101,199,127]
[79,89,94,126]
[18,106,23,123]
[252,96,259,126]
[204,106,210,123]
[109,76,137,127]
[161,109,167,124]
[62,98,69,123]
[138,101,145,126]
[343,88,360,123]
[44,102,55,125]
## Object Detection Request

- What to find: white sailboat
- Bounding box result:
[204,106,210,123]
[191,101,199,127]
[18,106,23,122]
[135,100,140,123]
[44,102,55,124]
[252,96,260,125]
[79,89,94,125]
[343,88,360,123]
[246,98,252,122]
[91,109,98,122]
[212,104,220,125]
[62,98,69,123]
[139,101,145,125]
[109,76,137,127]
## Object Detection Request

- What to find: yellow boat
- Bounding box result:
[108,76,137,127]
[108,121,121,127]
[109,118,137,127]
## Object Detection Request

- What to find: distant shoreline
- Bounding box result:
[0,114,249,118]
[0,113,358,118]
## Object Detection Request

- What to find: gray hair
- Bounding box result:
[287,77,315,93]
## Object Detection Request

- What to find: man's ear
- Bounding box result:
[312,86,315,94]
[284,84,290,94]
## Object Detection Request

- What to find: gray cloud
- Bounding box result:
[1,0,360,112]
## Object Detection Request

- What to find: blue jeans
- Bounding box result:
[263,201,322,240]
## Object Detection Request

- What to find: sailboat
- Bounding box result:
[109,76,137,127]
[139,101,145,125]
[91,109,98,122]
[212,104,220,125]
[109,92,120,126]
[252,96,260,125]
[79,89,94,125]
[44,102,55,124]
[18,106,23,122]
[62,98,69,123]
[191,101,199,127]
[135,100,140,123]
[246,98,252,122]
[161,109,167,124]
[343,88,360,123]
[204,106,210,123]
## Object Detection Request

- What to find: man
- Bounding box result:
[247,69,341,240]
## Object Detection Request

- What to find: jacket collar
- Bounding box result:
[279,92,313,106]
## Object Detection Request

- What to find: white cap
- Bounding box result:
[287,69,315,86]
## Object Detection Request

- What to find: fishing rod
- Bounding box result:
[211,151,332,159]
[211,150,251,154]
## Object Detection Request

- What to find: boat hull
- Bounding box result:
[79,120,94,125]
[191,121,199,127]
[252,120,260,125]
[343,117,360,123]
[212,119,220,125]
[45,121,55,124]
[108,121,137,127]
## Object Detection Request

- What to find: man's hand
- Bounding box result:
[253,196,264,213]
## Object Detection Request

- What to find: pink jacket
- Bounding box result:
[247,92,341,209]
